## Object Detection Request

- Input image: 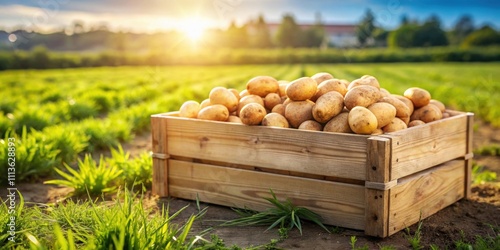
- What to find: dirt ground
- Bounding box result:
[3,121,499,249]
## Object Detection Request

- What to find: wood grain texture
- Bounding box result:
[465,113,474,199]
[365,137,391,237]
[366,137,391,183]
[388,160,465,235]
[365,189,389,237]
[151,115,169,196]
[384,113,468,180]
[163,114,368,180]
[168,159,366,230]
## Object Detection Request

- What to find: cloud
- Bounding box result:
[0,3,222,32]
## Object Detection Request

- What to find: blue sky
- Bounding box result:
[0,0,498,33]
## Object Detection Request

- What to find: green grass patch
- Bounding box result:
[1,189,213,249]
[221,189,330,235]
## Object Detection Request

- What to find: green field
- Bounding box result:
[1,62,499,185]
[1,62,499,249]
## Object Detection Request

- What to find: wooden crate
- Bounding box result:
[151,110,474,237]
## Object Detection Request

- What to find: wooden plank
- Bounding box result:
[365,137,391,237]
[164,115,369,180]
[384,114,468,180]
[168,159,366,230]
[366,137,391,183]
[365,189,389,237]
[151,115,169,196]
[465,113,474,199]
[388,160,465,236]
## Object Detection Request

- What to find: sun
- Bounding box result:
[181,19,205,41]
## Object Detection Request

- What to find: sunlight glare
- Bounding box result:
[181,19,205,42]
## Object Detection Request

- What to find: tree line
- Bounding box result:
[356,10,500,48]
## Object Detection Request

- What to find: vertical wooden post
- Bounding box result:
[365,137,391,237]
[151,115,170,197]
[464,113,474,199]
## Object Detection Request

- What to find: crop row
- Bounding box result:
[2,46,500,70]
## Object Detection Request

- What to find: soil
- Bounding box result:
[2,121,499,249]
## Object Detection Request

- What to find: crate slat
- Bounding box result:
[151,115,169,196]
[385,113,468,180]
[168,159,366,230]
[388,160,465,235]
[164,115,368,180]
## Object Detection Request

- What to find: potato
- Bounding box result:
[197,104,229,121]
[344,85,381,110]
[247,76,279,97]
[282,98,293,108]
[312,91,344,123]
[228,89,241,100]
[380,88,391,97]
[382,117,408,133]
[323,112,352,133]
[239,89,249,98]
[371,128,384,135]
[429,99,446,113]
[278,81,289,97]
[339,79,350,88]
[347,76,380,90]
[209,87,239,112]
[348,106,378,135]
[179,100,200,118]
[400,116,410,125]
[271,104,285,116]
[367,102,397,128]
[411,104,443,123]
[285,100,314,128]
[227,115,243,123]
[442,112,451,119]
[286,77,317,101]
[392,94,414,115]
[378,96,411,123]
[408,120,425,127]
[311,79,348,101]
[262,113,289,128]
[200,99,211,109]
[239,103,267,125]
[298,120,323,131]
[237,95,264,115]
[264,93,282,110]
[404,87,431,108]
[311,72,334,84]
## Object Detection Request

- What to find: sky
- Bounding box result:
[0,0,499,33]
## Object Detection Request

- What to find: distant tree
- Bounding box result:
[451,15,475,45]
[388,15,448,48]
[424,14,441,28]
[224,21,249,48]
[462,25,500,47]
[400,15,409,26]
[356,9,376,47]
[413,15,448,47]
[29,45,50,69]
[387,24,418,48]
[373,28,389,47]
[250,15,273,48]
[302,12,326,48]
[275,14,302,47]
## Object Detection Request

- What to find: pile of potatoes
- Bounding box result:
[178,73,450,135]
